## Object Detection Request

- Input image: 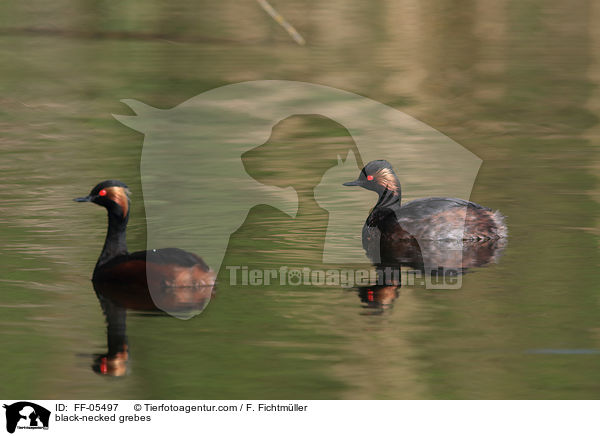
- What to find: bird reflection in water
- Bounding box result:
[91,279,214,376]
[355,237,507,313]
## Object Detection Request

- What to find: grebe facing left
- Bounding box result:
[74,180,216,305]
[343,161,507,266]
[75,180,215,376]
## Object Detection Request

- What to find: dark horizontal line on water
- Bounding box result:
[0,27,294,45]
[526,349,600,355]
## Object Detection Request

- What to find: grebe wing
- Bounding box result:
[398,197,489,220]
[128,248,211,271]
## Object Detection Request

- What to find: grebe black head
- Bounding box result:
[74,180,133,267]
[74,180,131,220]
[343,160,401,198]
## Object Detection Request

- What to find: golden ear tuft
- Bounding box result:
[104,187,130,217]
[374,168,399,193]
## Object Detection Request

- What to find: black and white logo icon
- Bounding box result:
[3,402,50,434]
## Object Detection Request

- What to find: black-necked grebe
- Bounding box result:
[74,180,216,289]
[75,180,215,376]
[343,160,507,257]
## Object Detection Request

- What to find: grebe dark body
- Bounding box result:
[343,160,507,268]
[92,247,214,312]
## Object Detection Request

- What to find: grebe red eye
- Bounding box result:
[367,175,374,181]
[99,189,107,197]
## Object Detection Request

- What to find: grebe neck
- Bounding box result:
[96,211,129,268]
[375,187,401,209]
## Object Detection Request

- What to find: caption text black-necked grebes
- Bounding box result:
[343,160,507,257]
